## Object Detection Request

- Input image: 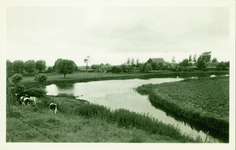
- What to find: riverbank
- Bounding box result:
[136,76,229,135]
[9,71,229,88]
[6,94,203,143]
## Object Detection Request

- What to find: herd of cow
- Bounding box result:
[14,91,57,114]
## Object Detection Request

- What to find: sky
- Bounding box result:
[6,6,230,66]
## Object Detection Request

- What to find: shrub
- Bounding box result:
[24,88,46,97]
[11,74,23,84]
[34,74,48,85]
[111,66,123,73]
[14,84,25,94]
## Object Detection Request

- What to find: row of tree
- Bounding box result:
[7,51,230,78]
[7,60,46,75]
[177,51,229,71]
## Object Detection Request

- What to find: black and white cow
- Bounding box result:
[25,95,37,105]
[49,103,57,114]
[18,95,37,106]
[15,92,37,105]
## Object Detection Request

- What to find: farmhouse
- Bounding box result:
[148,58,166,65]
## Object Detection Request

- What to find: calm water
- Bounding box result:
[45,77,228,143]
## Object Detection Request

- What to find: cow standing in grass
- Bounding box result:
[49,103,57,114]
[20,95,37,106]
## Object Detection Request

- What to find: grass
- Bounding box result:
[6,94,203,143]
[136,76,229,134]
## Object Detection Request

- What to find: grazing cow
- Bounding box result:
[20,95,36,106]
[49,103,57,114]
[20,96,30,106]
[25,95,37,105]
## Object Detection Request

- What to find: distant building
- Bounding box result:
[148,58,166,65]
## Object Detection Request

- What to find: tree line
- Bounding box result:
[137,51,229,73]
[7,58,78,78]
[7,51,230,78]
[7,60,46,75]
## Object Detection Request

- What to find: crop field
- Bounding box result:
[153,77,229,118]
[136,76,229,134]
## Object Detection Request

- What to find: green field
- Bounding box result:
[136,76,229,134]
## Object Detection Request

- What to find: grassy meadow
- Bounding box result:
[6,94,202,143]
[136,76,229,134]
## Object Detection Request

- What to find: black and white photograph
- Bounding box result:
[1,0,235,150]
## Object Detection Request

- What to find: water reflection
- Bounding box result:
[45,84,75,95]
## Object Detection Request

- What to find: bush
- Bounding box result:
[111,66,123,73]
[14,84,25,94]
[24,88,46,97]
[34,74,48,85]
[11,74,23,84]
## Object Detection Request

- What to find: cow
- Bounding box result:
[19,95,37,106]
[20,96,30,106]
[25,95,37,105]
[49,103,57,114]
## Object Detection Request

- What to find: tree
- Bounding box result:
[193,54,197,65]
[11,73,23,85]
[144,63,152,72]
[196,51,211,70]
[151,62,158,70]
[34,74,48,86]
[157,62,163,70]
[131,58,135,67]
[216,61,229,71]
[189,55,192,63]
[54,59,77,78]
[211,58,218,64]
[179,59,189,68]
[84,56,90,70]
[126,58,131,66]
[45,67,53,73]
[6,60,13,75]
[100,63,111,73]
[188,55,192,66]
[24,60,36,74]
[171,56,177,70]
[140,62,152,73]
[91,64,100,72]
[36,60,46,73]
[13,60,24,73]
[111,66,122,73]
[147,58,152,64]
[136,59,140,67]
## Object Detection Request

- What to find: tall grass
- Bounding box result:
[66,102,201,142]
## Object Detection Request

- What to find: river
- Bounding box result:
[45,76,229,143]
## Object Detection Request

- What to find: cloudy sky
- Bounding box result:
[6,6,230,66]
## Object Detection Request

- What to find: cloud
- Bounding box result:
[7,7,230,66]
